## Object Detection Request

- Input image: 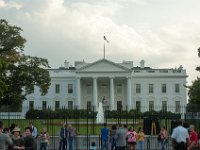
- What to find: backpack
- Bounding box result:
[127,131,136,143]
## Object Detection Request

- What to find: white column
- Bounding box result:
[93,77,98,110]
[76,77,81,109]
[127,77,132,110]
[110,77,115,110]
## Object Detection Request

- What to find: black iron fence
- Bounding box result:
[0,105,200,150]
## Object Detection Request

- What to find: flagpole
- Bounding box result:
[104,41,105,59]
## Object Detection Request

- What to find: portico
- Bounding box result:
[75,59,132,111]
[75,76,132,111]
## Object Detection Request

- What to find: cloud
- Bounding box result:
[0,0,22,9]
[1,0,200,84]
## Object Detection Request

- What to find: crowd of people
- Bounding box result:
[1,119,200,150]
[0,121,42,150]
[100,121,200,150]
[0,120,78,150]
[100,123,144,150]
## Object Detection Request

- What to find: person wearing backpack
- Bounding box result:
[126,126,137,150]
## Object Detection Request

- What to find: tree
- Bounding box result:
[188,48,200,106]
[188,77,200,105]
[0,19,51,110]
[0,59,7,97]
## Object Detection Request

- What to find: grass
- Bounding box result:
[2,118,172,135]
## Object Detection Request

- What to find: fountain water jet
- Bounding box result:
[96,102,104,123]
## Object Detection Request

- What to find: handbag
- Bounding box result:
[157,134,161,141]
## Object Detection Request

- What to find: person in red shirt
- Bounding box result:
[188,124,198,150]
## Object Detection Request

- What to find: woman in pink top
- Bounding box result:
[126,126,137,150]
[159,126,167,150]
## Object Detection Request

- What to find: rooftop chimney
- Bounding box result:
[64,60,69,69]
[140,60,145,68]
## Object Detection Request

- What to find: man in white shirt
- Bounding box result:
[171,120,189,150]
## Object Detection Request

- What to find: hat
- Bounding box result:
[12,127,21,132]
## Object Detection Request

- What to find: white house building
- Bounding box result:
[23,58,187,113]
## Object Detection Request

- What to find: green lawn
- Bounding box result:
[2,118,172,135]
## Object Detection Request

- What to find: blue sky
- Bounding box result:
[0,0,200,84]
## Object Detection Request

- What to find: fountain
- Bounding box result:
[96,102,104,123]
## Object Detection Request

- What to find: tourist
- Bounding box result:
[10,123,17,133]
[12,127,24,150]
[159,126,167,150]
[198,126,200,144]
[24,126,37,150]
[110,124,117,150]
[40,127,49,150]
[0,121,13,150]
[137,127,145,150]
[171,120,189,150]
[101,123,109,150]
[29,122,38,139]
[115,124,127,150]
[68,124,77,150]
[188,125,198,150]
[59,122,68,150]
[126,126,137,150]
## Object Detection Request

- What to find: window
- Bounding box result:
[175,101,181,113]
[87,101,92,111]
[116,84,122,94]
[86,84,92,94]
[29,101,34,110]
[175,84,180,93]
[55,101,60,110]
[136,101,141,112]
[68,84,73,94]
[101,84,107,94]
[136,84,141,94]
[42,101,47,110]
[162,84,167,93]
[55,84,60,93]
[149,101,154,111]
[68,101,73,110]
[117,101,122,111]
[149,84,154,94]
[162,101,167,112]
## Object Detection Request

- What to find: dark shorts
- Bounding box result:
[127,142,136,145]
[174,142,187,150]
[116,146,126,150]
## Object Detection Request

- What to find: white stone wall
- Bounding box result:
[23,59,187,114]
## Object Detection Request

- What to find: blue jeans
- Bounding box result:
[160,140,167,150]
[59,138,67,150]
[40,142,47,150]
[138,141,144,150]
[68,137,74,150]
[101,140,108,150]
[110,137,116,150]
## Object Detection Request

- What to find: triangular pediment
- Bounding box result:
[76,59,131,73]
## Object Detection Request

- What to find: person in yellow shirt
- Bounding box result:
[137,127,145,150]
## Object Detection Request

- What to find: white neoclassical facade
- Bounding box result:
[23,58,187,113]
